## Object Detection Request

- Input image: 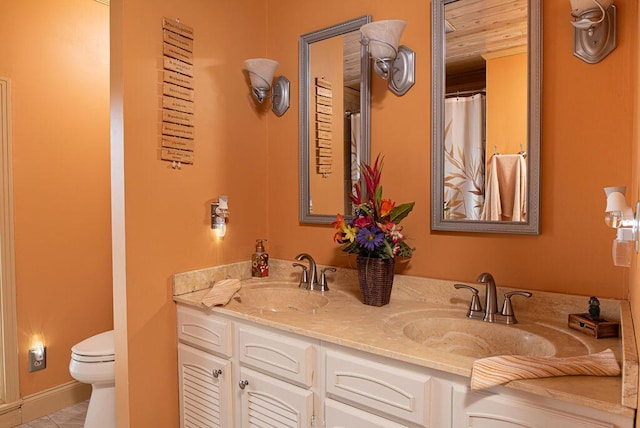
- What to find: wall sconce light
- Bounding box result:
[244,58,290,116]
[570,0,616,64]
[360,19,415,96]
[211,195,229,238]
[29,341,46,372]
[603,186,639,267]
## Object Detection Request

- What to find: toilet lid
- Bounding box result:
[72,330,114,362]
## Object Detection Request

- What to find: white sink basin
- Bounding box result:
[233,286,328,314]
[386,310,590,359]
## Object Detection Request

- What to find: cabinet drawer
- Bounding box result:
[237,324,316,388]
[325,398,409,428]
[326,349,431,426]
[177,304,232,357]
[452,385,618,428]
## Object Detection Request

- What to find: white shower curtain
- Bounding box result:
[443,94,485,220]
[350,113,361,187]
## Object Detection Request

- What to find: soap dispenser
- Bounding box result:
[252,239,269,277]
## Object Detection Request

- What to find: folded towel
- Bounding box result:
[200,279,241,307]
[470,348,620,390]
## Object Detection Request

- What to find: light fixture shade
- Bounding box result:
[218,195,228,210]
[606,191,628,213]
[360,20,406,60]
[570,0,613,15]
[604,186,626,211]
[244,58,279,89]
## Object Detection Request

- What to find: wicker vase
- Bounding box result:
[356,256,395,306]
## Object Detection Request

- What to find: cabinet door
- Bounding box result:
[238,367,314,428]
[325,398,410,428]
[452,385,615,428]
[178,344,232,428]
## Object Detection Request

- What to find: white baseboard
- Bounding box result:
[18,380,91,425]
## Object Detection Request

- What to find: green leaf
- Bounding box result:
[358,205,374,219]
[396,240,414,258]
[383,240,394,258]
[389,202,415,224]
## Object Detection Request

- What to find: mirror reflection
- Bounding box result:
[432,0,540,234]
[299,16,371,224]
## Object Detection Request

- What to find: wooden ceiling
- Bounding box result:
[445,0,528,75]
[343,31,362,90]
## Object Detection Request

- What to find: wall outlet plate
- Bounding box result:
[28,347,46,372]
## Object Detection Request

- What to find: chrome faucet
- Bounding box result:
[294,253,318,291]
[454,272,532,324]
[477,272,498,322]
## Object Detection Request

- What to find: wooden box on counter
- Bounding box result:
[568,313,619,339]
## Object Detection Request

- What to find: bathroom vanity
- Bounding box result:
[173,260,637,427]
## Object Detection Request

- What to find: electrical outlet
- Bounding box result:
[28,347,46,372]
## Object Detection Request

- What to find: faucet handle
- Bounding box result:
[454,284,483,318]
[319,267,336,292]
[500,291,532,324]
[292,263,309,289]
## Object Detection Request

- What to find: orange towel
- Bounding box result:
[470,348,620,390]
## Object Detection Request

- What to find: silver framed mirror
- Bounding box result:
[299,15,371,224]
[431,0,541,234]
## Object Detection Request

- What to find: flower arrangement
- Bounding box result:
[333,155,415,259]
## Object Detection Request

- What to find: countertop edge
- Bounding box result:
[621,301,639,409]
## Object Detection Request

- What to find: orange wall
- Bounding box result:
[113,0,271,424]
[485,51,527,156]
[267,0,637,299]
[0,1,112,396]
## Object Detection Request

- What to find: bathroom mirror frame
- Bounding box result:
[431,0,541,234]
[299,15,371,224]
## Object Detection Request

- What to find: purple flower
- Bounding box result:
[356,226,385,252]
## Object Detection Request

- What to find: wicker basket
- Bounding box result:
[356,256,395,306]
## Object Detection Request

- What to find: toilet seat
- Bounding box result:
[71,330,114,363]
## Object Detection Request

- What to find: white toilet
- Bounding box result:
[69,330,115,428]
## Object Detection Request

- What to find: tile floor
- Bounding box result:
[14,400,87,428]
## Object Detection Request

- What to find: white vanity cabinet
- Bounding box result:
[177,305,234,428]
[176,303,634,428]
[235,323,317,427]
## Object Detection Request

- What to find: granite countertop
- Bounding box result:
[173,260,639,418]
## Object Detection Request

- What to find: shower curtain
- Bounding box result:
[443,94,485,220]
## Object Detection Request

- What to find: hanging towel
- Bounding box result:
[200,278,241,307]
[470,348,620,390]
[481,154,527,221]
